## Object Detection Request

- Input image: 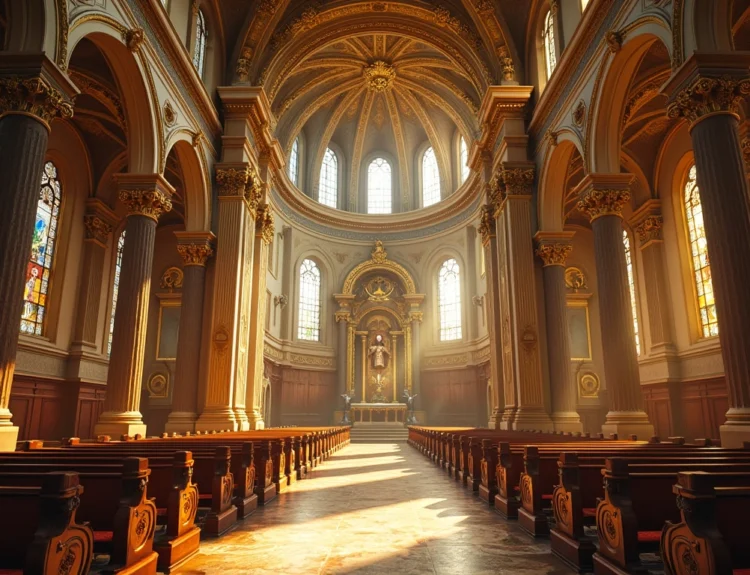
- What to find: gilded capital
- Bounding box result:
[256,204,275,244]
[577,189,630,221]
[216,166,250,197]
[635,215,663,246]
[667,75,750,127]
[246,166,264,212]
[335,310,351,323]
[478,204,496,245]
[535,243,572,267]
[177,242,214,266]
[502,167,535,196]
[118,189,172,222]
[409,311,424,323]
[0,76,74,128]
[83,214,113,245]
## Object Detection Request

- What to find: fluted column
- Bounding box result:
[0,59,76,450]
[576,175,654,439]
[197,164,260,432]
[664,53,750,447]
[410,313,422,413]
[245,204,274,429]
[334,309,350,404]
[535,233,582,432]
[95,175,173,437]
[165,233,214,434]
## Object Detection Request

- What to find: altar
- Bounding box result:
[351,402,406,423]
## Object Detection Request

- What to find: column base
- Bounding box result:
[94,419,147,439]
[164,411,198,435]
[511,407,554,432]
[601,410,654,440]
[720,408,750,448]
[551,412,583,433]
[499,407,517,430]
[234,409,250,431]
[245,409,265,430]
[195,408,238,432]
[488,410,503,429]
[0,425,19,451]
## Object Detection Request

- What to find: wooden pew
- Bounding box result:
[0,471,94,575]
[661,471,750,575]
[203,446,237,537]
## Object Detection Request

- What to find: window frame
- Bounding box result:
[297,258,322,342]
[437,257,463,342]
[289,137,300,187]
[318,147,339,209]
[421,146,441,208]
[459,136,470,185]
[192,7,208,79]
[367,156,393,214]
[543,9,557,81]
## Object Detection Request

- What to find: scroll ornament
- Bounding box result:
[536,243,572,267]
[667,75,750,126]
[0,76,74,126]
[119,189,172,222]
[577,189,630,221]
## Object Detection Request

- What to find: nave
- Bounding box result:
[177,442,567,575]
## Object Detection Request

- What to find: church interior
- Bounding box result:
[1,0,750,574]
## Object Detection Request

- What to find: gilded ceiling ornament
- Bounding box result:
[216,166,250,197]
[473,0,494,14]
[365,276,395,301]
[177,242,214,266]
[502,168,535,196]
[0,76,74,127]
[364,60,396,92]
[565,267,587,291]
[123,28,145,52]
[256,204,275,244]
[160,266,184,291]
[118,189,173,222]
[634,215,663,245]
[535,243,572,267]
[497,46,516,83]
[576,189,631,221]
[236,47,253,82]
[667,75,750,127]
[83,214,113,245]
[478,204,496,244]
[163,100,177,126]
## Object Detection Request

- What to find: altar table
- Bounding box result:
[351,403,407,423]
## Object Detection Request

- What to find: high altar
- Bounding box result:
[334,242,425,423]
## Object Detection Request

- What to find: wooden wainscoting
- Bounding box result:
[422,364,489,427]
[278,366,336,426]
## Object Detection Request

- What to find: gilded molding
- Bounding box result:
[667,76,750,127]
[216,166,250,197]
[55,0,69,70]
[535,243,572,267]
[497,46,515,83]
[577,189,630,221]
[502,167,535,196]
[119,189,173,222]
[0,76,74,128]
[83,214,113,245]
[364,60,396,92]
[256,205,275,244]
[478,204,496,245]
[177,243,214,266]
[634,215,663,246]
[236,47,253,82]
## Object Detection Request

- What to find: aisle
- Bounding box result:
[176,443,569,575]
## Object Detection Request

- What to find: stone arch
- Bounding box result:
[341,242,418,296]
[67,19,159,174]
[682,0,733,57]
[589,21,672,174]
[538,136,584,233]
[164,133,212,232]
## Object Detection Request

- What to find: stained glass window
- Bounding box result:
[289,138,299,186]
[684,165,718,337]
[543,10,557,80]
[193,9,207,79]
[439,258,462,341]
[21,161,62,336]
[460,137,470,184]
[422,147,441,208]
[368,157,392,214]
[319,148,338,208]
[108,231,126,356]
[298,259,321,341]
[622,230,640,356]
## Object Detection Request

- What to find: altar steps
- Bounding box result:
[349,424,409,443]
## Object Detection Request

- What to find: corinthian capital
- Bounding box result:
[119,189,173,221]
[216,164,250,197]
[577,189,630,221]
[501,165,535,197]
[177,243,214,266]
[83,214,113,245]
[478,204,496,245]
[0,76,74,128]
[535,243,572,267]
[667,76,750,126]
[634,215,663,246]
[256,204,275,244]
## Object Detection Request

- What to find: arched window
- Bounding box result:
[422,147,441,208]
[622,230,640,356]
[368,157,392,214]
[684,165,718,337]
[192,9,208,79]
[21,161,62,336]
[108,231,126,356]
[438,258,462,341]
[298,259,321,341]
[318,148,338,208]
[460,137,470,184]
[543,10,557,80]
[289,138,299,186]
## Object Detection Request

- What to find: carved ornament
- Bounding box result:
[605,31,623,54]
[572,100,586,128]
[577,189,630,221]
[83,214,113,245]
[124,28,145,52]
[478,204,496,245]
[364,60,396,92]
[634,215,663,245]
[274,294,288,308]
[256,204,275,244]
[236,47,253,82]
[341,240,418,295]
[118,189,172,222]
[502,168,535,196]
[371,240,388,263]
[0,76,74,127]
[163,100,177,126]
[578,371,600,398]
[565,267,588,291]
[160,267,184,291]
[177,243,214,266]
[216,166,250,197]
[147,372,169,398]
[497,46,515,83]
[667,75,750,127]
[536,243,572,267]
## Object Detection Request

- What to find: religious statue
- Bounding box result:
[340,391,355,425]
[367,334,390,370]
[403,390,418,425]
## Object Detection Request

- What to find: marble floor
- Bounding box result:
[175,442,571,575]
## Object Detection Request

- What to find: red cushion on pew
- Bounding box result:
[514,486,519,491]
[198,494,211,500]
[94,531,113,543]
[637,531,661,543]
[542,494,553,501]
[582,508,596,517]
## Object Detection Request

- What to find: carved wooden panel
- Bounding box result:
[279,366,335,425]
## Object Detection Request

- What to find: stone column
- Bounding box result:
[95,175,174,437]
[663,53,750,447]
[165,232,214,434]
[245,204,274,429]
[498,165,553,430]
[71,200,116,350]
[335,311,350,400]
[535,233,582,432]
[479,203,505,428]
[576,174,654,439]
[279,226,293,340]
[0,59,76,450]
[410,313,422,412]
[197,164,259,432]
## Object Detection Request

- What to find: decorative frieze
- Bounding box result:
[0,76,74,127]
[216,164,264,211]
[634,215,663,246]
[478,205,496,245]
[256,205,275,244]
[83,214,113,246]
[667,76,750,126]
[118,189,172,221]
[501,167,535,196]
[577,189,630,221]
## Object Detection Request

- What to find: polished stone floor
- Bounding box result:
[175,442,570,575]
